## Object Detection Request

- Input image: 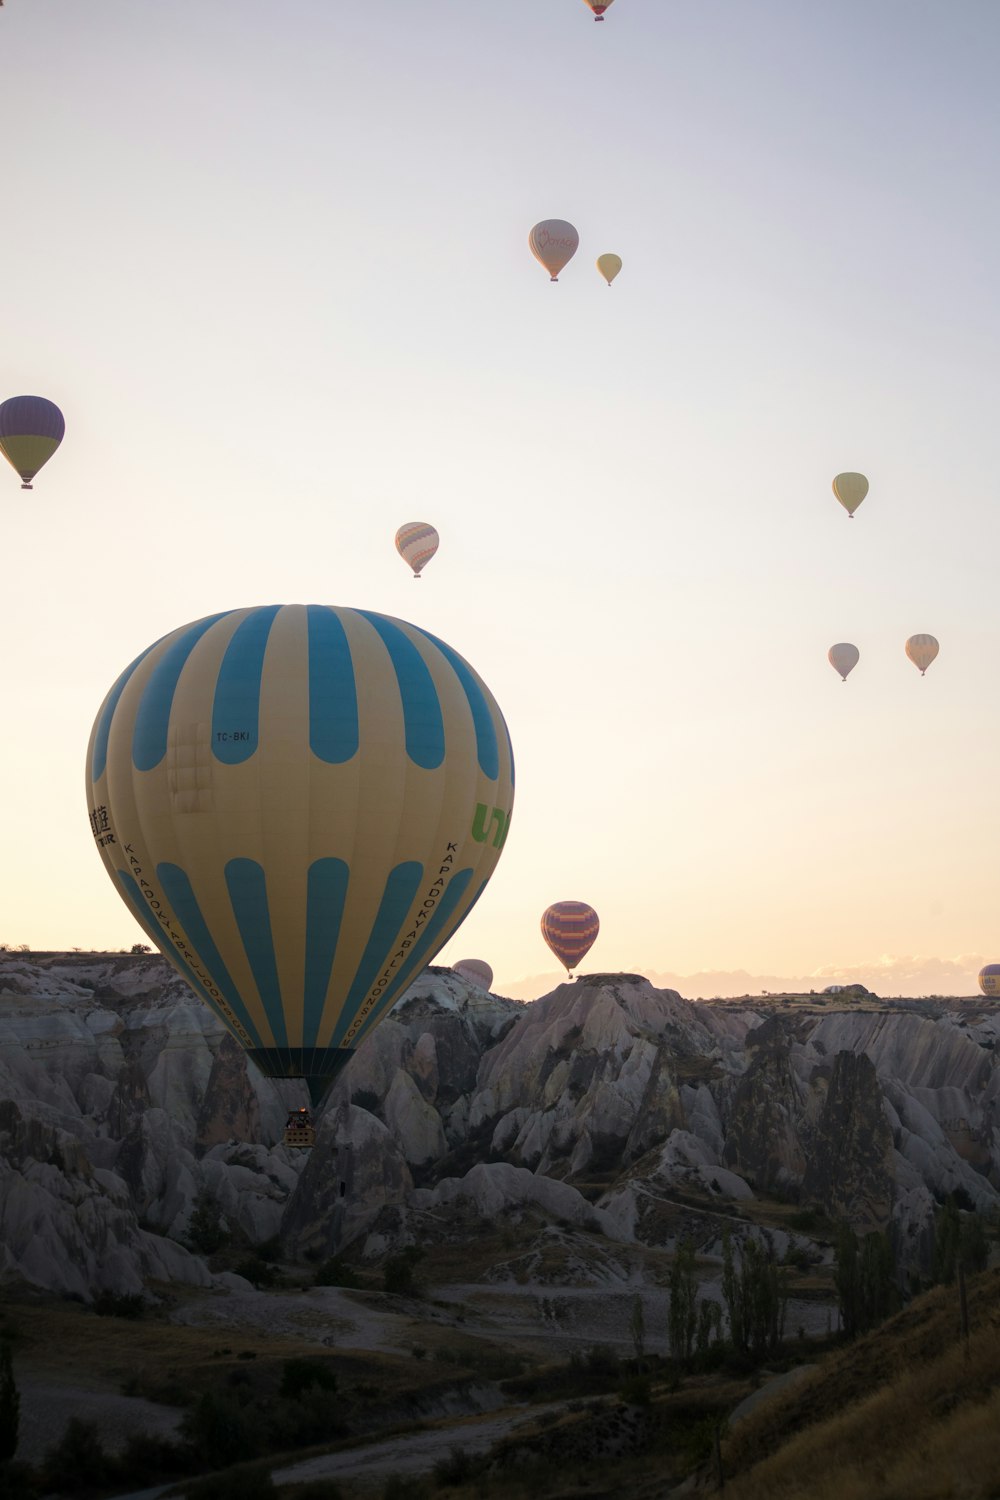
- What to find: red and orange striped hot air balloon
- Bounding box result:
[395,522,439,579]
[541,901,599,977]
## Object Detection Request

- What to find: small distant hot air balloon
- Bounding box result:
[978,965,1000,998]
[86,604,514,1113]
[0,396,65,490]
[828,643,860,682]
[454,959,493,991]
[582,0,615,18]
[596,254,622,286]
[905,634,939,676]
[395,522,439,579]
[529,220,580,282]
[541,901,599,976]
[832,473,868,519]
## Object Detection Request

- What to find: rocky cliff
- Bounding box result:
[2,953,998,1299]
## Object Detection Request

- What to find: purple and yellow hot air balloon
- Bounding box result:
[541,901,599,977]
[978,965,1000,998]
[0,396,65,490]
[396,522,439,579]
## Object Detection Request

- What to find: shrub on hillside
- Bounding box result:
[184,1460,276,1499]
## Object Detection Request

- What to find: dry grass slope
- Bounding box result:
[720,1268,1000,1500]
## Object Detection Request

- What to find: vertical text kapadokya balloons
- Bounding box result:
[905,634,939,676]
[541,901,600,976]
[0,395,65,489]
[529,221,580,282]
[828,643,860,682]
[832,473,868,519]
[454,959,493,991]
[396,522,439,579]
[86,605,515,1105]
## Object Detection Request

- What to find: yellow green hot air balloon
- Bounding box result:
[86,605,514,1108]
[596,254,622,286]
[832,472,868,519]
[0,395,65,490]
[905,634,939,676]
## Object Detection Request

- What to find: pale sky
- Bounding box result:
[2,1,999,996]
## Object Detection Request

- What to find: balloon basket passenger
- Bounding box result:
[283,1107,316,1149]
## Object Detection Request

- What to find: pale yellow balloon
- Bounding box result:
[528,220,579,282]
[596,253,622,286]
[832,473,869,518]
[905,634,939,676]
[828,643,860,681]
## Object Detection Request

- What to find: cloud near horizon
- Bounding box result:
[496,954,987,1002]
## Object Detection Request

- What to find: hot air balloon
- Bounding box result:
[86,605,514,1115]
[454,958,493,991]
[978,965,1000,998]
[905,634,939,676]
[541,901,599,976]
[582,0,615,18]
[0,395,65,490]
[596,254,622,286]
[828,643,860,682]
[528,220,579,282]
[832,473,868,519]
[395,522,439,579]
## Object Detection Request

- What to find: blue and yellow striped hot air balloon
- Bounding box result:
[0,395,65,490]
[978,965,1000,998]
[541,901,600,977]
[86,605,514,1106]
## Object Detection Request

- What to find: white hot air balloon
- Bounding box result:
[454,959,493,991]
[828,643,860,682]
[528,220,580,282]
[905,634,939,676]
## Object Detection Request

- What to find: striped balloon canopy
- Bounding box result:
[978,965,1000,998]
[453,958,493,991]
[583,0,615,19]
[395,522,439,579]
[905,634,939,676]
[86,605,514,1105]
[541,901,600,976]
[0,395,65,489]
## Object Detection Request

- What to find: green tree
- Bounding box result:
[629,1292,645,1364]
[931,1197,989,1285]
[383,1245,425,1296]
[186,1189,230,1255]
[0,1340,19,1464]
[668,1238,698,1362]
[695,1298,722,1362]
[835,1223,896,1337]
[722,1231,786,1360]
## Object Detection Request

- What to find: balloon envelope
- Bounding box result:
[529,220,580,281]
[905,634,939,675]
[979,965,1000,998]
[0,395,65,488]
[583,0,615,16]
[86,604,515,1104]
[828,643,860,681]
[541,901,599,974]
[832,473,868,518]
[395,522,439,578]
[454,958,493,991]
[596,253,622,285]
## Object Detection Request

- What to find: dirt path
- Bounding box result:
[272,1401,567,1490]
